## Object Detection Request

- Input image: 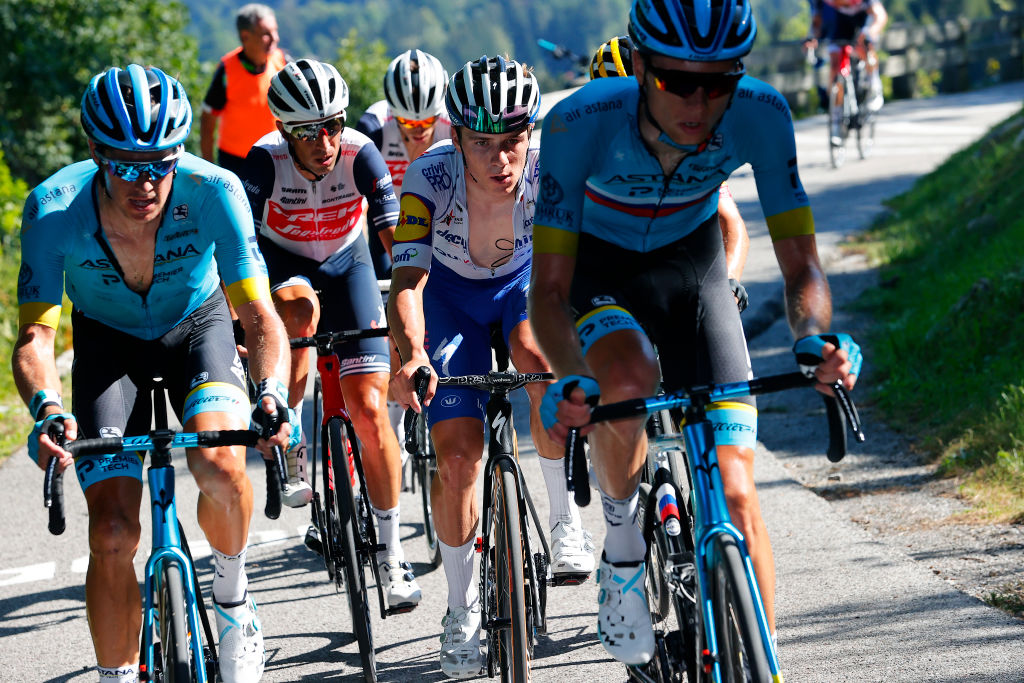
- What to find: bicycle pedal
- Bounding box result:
[549,571,591,587]
[385,603,419,616]
[304,525,324,557]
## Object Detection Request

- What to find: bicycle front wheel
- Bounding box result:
[329,417,377,682]
[709,533,772,683]
[159,563,194,682]
[492,457,530,682]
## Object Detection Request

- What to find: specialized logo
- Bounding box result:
[172,204,188,221]
[395,195,431,241]
[432,333,463,377]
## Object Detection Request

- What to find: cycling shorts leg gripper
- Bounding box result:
[182,381,251,426]
[576,305,644,356]
[74,448,145,491]
[705,401,758,449]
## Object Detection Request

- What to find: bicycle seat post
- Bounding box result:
[149,377,174,468]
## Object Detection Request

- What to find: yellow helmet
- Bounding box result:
[589,35,635,79]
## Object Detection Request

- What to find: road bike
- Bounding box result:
[42,378,280,682]
[828,41,878,169]
[292,325,401,683]
[415,353,557,682]
[566,374,863,683]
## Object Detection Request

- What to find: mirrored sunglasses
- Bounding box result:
[97,153,180,182]
[395,115,438,129]
[284,116,345,142]
[646,63,746,100]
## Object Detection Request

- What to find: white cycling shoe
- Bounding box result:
[214,592,265,682]
[379,557,422,612]
[596,553,655,666]
[550,520,596,583]
[439,603,485,679]
[281,441,312,508]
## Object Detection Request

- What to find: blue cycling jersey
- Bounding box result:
[534,76,815,256]
[18,154,270,340]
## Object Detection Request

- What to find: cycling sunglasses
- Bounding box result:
[395,115,438,129]
[645,62,746,100]
[96,152,180,182]
[284,116,345,142]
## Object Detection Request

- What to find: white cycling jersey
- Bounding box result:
[356,100,453,192]
[392,142,539,280]
[239,129,398,263]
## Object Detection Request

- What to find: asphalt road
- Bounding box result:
[2,82,1022,682]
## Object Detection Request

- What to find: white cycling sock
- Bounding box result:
[97,665,137,682]
[211,547,248,605]
[537,455,581,529]
[439,539,478,610]
[387,400,406,448]
[599,486,647,563]
[372,503,403,565]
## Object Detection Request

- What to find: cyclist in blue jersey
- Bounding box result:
[529,0,863,666]
[13,65,294,683]
[236,58,421,610]
[388,56,595,679]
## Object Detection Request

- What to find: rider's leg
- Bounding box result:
[271,283,320,409]
[83,477,144,669]
[718,443,776,631]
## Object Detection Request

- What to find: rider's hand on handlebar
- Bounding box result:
[251,378,297,458]
[28,412,76,474]
[541,375,601,446]
[392,359,437,413]
[793,333,863,395]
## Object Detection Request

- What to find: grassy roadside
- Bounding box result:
[849,105,1024,529]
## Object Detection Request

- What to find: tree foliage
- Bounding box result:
[335,29,392,123]
[0,0,203,186]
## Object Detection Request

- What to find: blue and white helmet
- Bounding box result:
[81,64,192,151]
[446,56,540,134]
[629,0,757,62]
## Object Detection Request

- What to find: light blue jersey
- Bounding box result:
[19,154,271,340]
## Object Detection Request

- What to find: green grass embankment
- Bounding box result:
[851,105,1024,524]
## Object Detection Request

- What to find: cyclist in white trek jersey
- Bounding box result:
[387,56,595,679]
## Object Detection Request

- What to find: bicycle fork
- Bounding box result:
[682,418,782,682]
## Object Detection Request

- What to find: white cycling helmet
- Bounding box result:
[384,49,448,120]
[268,58,349,125]
[445,55,540,133]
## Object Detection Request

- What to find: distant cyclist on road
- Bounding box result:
[808,0,888,140]
[235,58,421,611]
[590,34,751,311]
[14,64,295,683]
[530,0,863,666]
[356,48,453,279]
[388,56,596,678]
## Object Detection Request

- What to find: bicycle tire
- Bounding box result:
[315,382,339,584]
[329,417,377,682]
[857,113,876,159]
[159,563,193,682]
[492,457,530,682]
[828,74,848,169]
[709,533,771,683]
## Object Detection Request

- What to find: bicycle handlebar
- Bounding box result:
[565,372,865,506]
[405,366,432,455]
[289,327,390,350]
[43,427,264,536]
[435,371,554,392]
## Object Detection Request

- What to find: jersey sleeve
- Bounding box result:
[202,62,227,114]
[533,93,594,258]
[204,170,272,307]
[355,111,384,150]
[17,192,68,330]
[353,143,399,234]
[734,84,816,242]
[391,154,438,272]
[236,146,277,234]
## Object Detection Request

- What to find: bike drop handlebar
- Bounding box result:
[42,423,264,536]
[564,372,865,507]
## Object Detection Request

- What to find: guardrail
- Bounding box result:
[747,12,1023,110]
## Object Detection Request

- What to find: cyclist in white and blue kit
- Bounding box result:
[529,0,863,665]
[13,64,294,683]
[388,56,595,679]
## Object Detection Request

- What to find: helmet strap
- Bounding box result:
[286,139,332,182]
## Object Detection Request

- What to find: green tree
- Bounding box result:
[335,28,392,123]
[0,0,203,186]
